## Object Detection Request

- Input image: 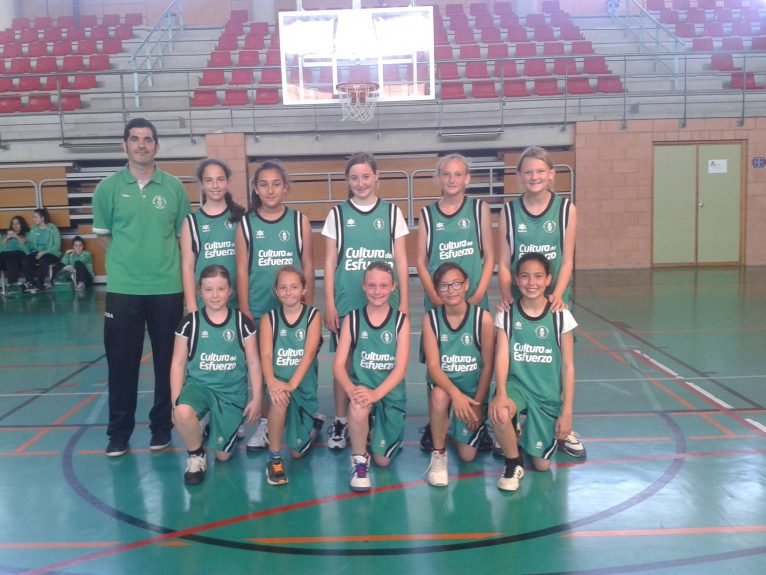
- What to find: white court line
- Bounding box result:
[632,350,681,378]
[745,418,766,433]
[684,381,733,409]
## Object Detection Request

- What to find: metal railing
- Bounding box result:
[128,0,185,107]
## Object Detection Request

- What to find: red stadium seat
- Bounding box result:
[465,61,490,79]
[583,56,610,74]
[67,27,87,41]
[714,8,733,23]
[0,95,23,113]
[33,16,53,29]
[751,37,766,51]
[692,38,714,51]
[89,25,111,41]
[244,34,265,50]
[506,26,529,43]
[534,78,562,95]
[248,22,270,37]
[671,0,690,9]
[260,68,282,84]
[721,37,744,52]
[209,51,232,67]
[230,68,254,85]
[437,63,460,80]
[515,43,537,57]
[597,75,624,93]
[551,12,572,27]
[264,49,281,65]
[526,13,547,27]
[62,55,86,71]
[474,13,496,30]
[659,10,680,25]
[88,54,111,70]
[469,2,489,16]
[223,88,250,106]
[495,60,518,78]
[26,42,48,57]
[217,35,239,51]
[71,73,97,89]
[553,58,579,76]
[200,69,226,86]
[710,54,739,71]
[3,43,23,58]
[101,39,123,54]
[559,24,583,41]
[17,76,42,91]
[503,79,530,97]
[19,29,39,43]
[435,45,453,60]
[480,27,502,43]
[43,28,63,42]
[237,50,260,66]
[191,89,218,107]
[26,93,54,112]
[494,2,514,15]
[102,14,121,26]
[35,56,58,73]
[523,59,550,77]
[730,72,764,89]
[125,13,144,26]
[487,43,509,59]
[531,26,556,42]
[471,81,498,98]
[255,87,280,105]
[114,25,134,40]
[454,28,476,44]
[75,39,98,55]
[440,82,467,99]
[459,44,481,59]
[449,14,469,30]
[566,77,593,94]
[571,40,594,55]
[542,42,565,56]
[685,9,706,24]
[9,58,32,73]
[674,23,698,38]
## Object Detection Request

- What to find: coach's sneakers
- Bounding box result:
[327,418,348,450]
[246,418,269,452]
[184,451,207,485]
[266,457,288,486]
[149,430,172,451]
[498,458,524,492]
[426,450,449,487]
[558,431,586,458]
[106,438,128,458]
[350,453,371,492]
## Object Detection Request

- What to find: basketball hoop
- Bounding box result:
[337,82,379,124]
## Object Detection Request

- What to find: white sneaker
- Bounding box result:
[327,418,348,450]
[497,459,524,492]
[184,451,207,485]
[426,450,449,487]
[558,430,586,458]
[246,418,269,452]
[350,454,371,492]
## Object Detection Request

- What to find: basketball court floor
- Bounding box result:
[1,267,765,575]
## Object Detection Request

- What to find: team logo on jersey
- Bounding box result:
[347,218,356,227]
[201,329,210,338]
[279,230,291,242]
[513,321,523,330]
[435,222,445,230]
[517,223,528,233]
[296,329,305,341]
[373,218,385,231]
[223,329,235,342]
[255,230,265,239]
[280,328,287,337]
[225,220,235,230]
[461,333,473,346]
[201,224,211,232]
[535,440,543,450]
[217,436,225,446]
[152,195,167,210]
[381,330,393,344]
[543,220,557,233]
[379,438,386,448]
[535,326,549,339]
[440,333,449,342]
[458,218,470,230]
[361,330,369,339]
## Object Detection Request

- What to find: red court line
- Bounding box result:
[576,327,628,365]
[15,394,98,453]
[246,532,504,544]
[140,352,153,364]
[562,526,766,538]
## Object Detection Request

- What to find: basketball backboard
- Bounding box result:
[278,6,435,104]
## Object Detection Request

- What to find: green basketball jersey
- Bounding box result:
[331,199,400,316]
[241,207,304,319]
[186,208,238,302]
[177,307,256,403]
[422,197,486,309]
[348,306,406,404]
[497,302,568,414]
[504,193,573,305]
[425,303,486,396]
[269,304,321,397]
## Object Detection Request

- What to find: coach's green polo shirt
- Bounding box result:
[93,166,191,295]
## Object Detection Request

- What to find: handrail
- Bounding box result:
[129,0,185,107]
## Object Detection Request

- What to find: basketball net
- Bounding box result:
[337,83,379,124]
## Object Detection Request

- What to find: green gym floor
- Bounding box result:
[1,267,765,575]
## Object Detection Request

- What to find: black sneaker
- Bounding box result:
[149,430,172,451]
[477,426,494,452]
[419,424,433,451]
[106,438,128,457]
[266,457,288,486]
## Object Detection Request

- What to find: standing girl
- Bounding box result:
[497,146,583,458]
[416,153,494,451]
[259,266,323,486]
[180,158,245,312]
[323,152,409,450]
[238,160,314,451]
[0,216,31,288]
[421,262,495,487]
[332,262,410,492]
[170,265,262,485]
[21,208,61,292]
